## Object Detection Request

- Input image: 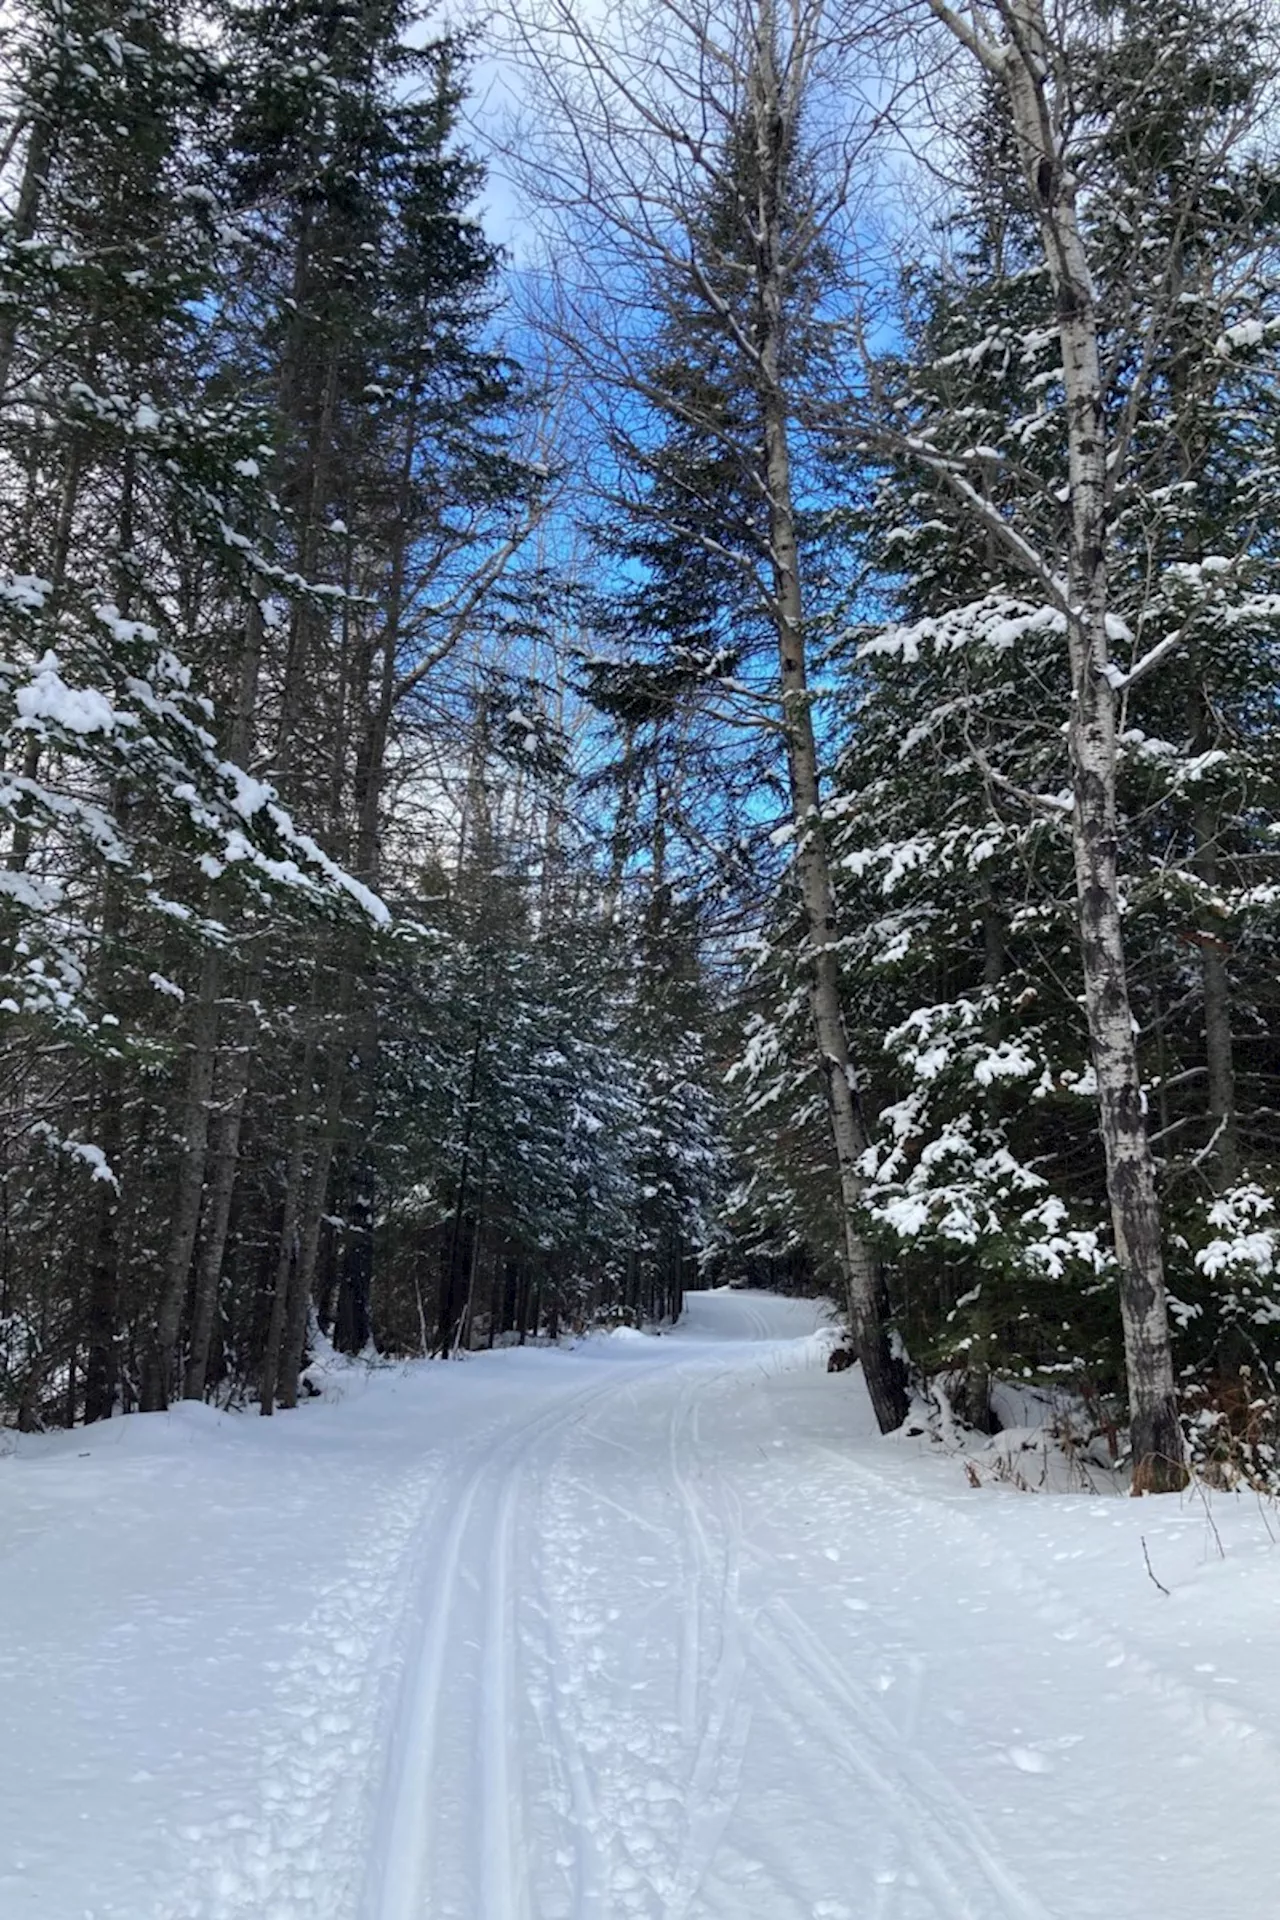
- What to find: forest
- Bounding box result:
[0,0,1277,1498]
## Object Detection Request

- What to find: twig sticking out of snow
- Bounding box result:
[1141,1535,1170,1597]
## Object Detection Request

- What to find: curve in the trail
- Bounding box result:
[674,1289,826,1346]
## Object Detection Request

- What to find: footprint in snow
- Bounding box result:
[1006,1745,1053,1773]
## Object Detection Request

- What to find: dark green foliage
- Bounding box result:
[727,0,1280,1434]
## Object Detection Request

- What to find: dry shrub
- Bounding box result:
[1186,1368,1280,1492]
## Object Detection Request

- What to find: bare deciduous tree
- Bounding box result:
[501,0,909,1428]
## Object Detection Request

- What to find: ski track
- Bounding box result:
[662,1364,1054,1920]
[747,1607,1053,1920]
[152,1446,450,1920]
[361,1368,664,1920]
[10,1289,1280,1920]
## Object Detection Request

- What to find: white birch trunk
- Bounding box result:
[926,0,1185,1487]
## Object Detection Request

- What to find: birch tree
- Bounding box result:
[892,0,1193,1487]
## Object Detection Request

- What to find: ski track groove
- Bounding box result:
[523,1536,609,1920]
[152,1453,451,1920]
[519,1369,679,1920]
[522,1350,779,1920]
[180,1304,1260,1920]
[751,1596,1057,1920]
[349,1333,1078,1920]
[670,1383,703,1746]
[480,1460,527,1920]
[667,1373,1057,1920]
[360,1367,667,1920]
[24,1294,1280,1920]
[661,1369,754,1920]
[359,1446,489,1920]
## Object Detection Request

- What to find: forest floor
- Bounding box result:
[4,1291,1280,1920]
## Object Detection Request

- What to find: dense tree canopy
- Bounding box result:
[2,0,1280,1489]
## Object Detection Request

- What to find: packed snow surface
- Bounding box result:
[4,1289,1280,1919]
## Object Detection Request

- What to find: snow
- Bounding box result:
[29,1126,119,1185]
[972,1039,1038,1086]
[58,1137,118,1184]
[1216,317,1270,355]
[15,653,118,735]
[219,762,277,820]
[96,603,160,648]
[5,1290,1280,1920]
[861,597,1065,665]
[0,570,52,611]
[1195,1184,1280,1297]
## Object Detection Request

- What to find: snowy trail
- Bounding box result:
[362,1365,655,1920]
[6,1293,1280,1919]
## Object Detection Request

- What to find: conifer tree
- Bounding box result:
[511,0,909,1425]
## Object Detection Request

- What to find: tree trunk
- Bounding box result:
[5,435,86,893]
[1187,679,1238,1189]
[258,1023,319,1416]
[1192,800,1238,1188]
[174,582,270,1403]
[81,765,130,1422]
[82,1057,123,1424]
[259,1166,302,1418]
[435,1017,483,1355]
[276,987,355,1408]
[182,1066,249,1401]
[333,1147,375,1354]
[0,111,56,406]
[752,26,906,1432]
[275,347,342,795]
[997,0,1184,1491]
[142,949,221,1410]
